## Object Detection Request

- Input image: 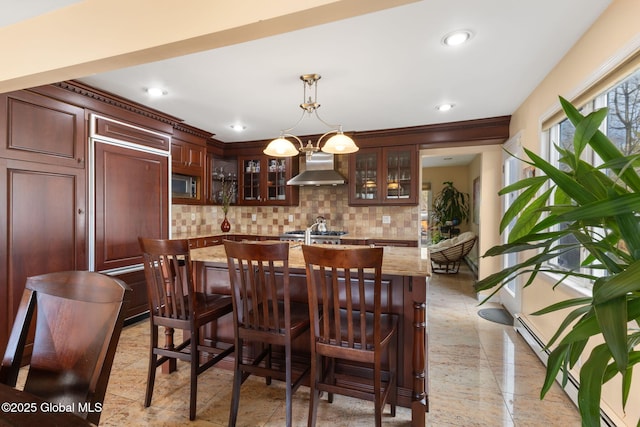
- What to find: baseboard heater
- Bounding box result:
[514,315,617,427]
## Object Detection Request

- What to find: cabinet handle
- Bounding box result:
[78,208,84,214]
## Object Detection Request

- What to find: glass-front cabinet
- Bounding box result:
[238,155,299,205]
[208,156,237,206]
[352,150,380,202]
[349,146,417,205]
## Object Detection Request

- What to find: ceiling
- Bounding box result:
[2,0,611,147]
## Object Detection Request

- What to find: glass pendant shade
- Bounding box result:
[321,133,359,154]
[263,137,299,157]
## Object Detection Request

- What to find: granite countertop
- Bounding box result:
[190,243,431,277]
[173,231,417,242]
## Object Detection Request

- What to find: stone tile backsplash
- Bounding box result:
[172,185,419,239]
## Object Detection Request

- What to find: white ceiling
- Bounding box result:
[2,0,611,147]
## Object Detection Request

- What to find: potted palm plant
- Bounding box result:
[475,97,640,426]
[432,181,470,238]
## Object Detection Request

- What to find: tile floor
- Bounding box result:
[98,265,581,426]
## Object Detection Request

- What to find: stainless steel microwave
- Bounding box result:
[172,173,197,199]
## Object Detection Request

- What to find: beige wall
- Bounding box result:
[424,164,471,233]
[420,145,503,282]
[509,0,640,424]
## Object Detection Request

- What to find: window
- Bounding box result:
[543,67,640,287]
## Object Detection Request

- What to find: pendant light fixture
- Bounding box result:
[263,74,358,157]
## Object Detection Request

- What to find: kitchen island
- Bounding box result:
[190,243,430,426]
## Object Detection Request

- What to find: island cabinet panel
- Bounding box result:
[112,269,149,320]
[0,158,87,357]
[93,141,169,272]
[194,261,424,411]
[0,91,86,168]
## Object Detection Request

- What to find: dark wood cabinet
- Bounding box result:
[0,91,86,168]
[0,158,87,356]
[237,155,299,205]
[349,145,418,205]
[0,89,88,357]
[171,139,205,174]
[171,128,207,204]
[93,140,169,271]
[206,152,237,206]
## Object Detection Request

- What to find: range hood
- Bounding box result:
[287,152,347,186]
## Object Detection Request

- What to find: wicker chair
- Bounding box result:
[428,232,477,274]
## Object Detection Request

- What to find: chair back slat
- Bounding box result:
[224,241,290,334]
[303,245,383,351]
[139,238,195,321]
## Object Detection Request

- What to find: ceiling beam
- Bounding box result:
[0,0,418,93]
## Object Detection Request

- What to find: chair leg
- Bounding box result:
[285,343,293,427]
[374,356,382,427]
[266,343,272,386]
[307,352,320,427]
[228,337,243,427]
[189,329,199,421]
[145,324,158,407]
[390,332,398,417]
[327,357,334,404]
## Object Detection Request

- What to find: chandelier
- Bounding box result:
[263,74,359,157]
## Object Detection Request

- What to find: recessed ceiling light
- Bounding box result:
[441,30,473,47]
[230,124,246,132]
[146,87,166,97]
[436,103,454,112]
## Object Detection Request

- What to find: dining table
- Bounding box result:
[0,383,92,426]
[191,242,432,427]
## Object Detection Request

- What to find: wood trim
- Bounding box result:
[27,82,177,136]
[221,115,510,156]
[94,116,172,151]
[26,81,509,155]
[173,123,214,142]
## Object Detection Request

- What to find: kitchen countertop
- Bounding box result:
[190,242,431,277]
[173,231,418,243]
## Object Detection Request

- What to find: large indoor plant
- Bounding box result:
[475,97,640,426]
[432,181,470,234]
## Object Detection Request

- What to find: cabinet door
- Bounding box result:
[383,146,417,204]
[0,158,86,355]
[172,139,205,174]
[171,138,205,204]
[94,141,169,271]
[349,146,417,205]
[239,156,264,203]
[0,91,86,168]
[237,156,299,205]
[349,149,381,205]
[207,154,237,205]
[266,158,288,202]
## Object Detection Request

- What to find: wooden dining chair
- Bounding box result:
[138,237,234,421]
[302,245,398,427]
[223,240,310,427]
[0,271,131,426]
